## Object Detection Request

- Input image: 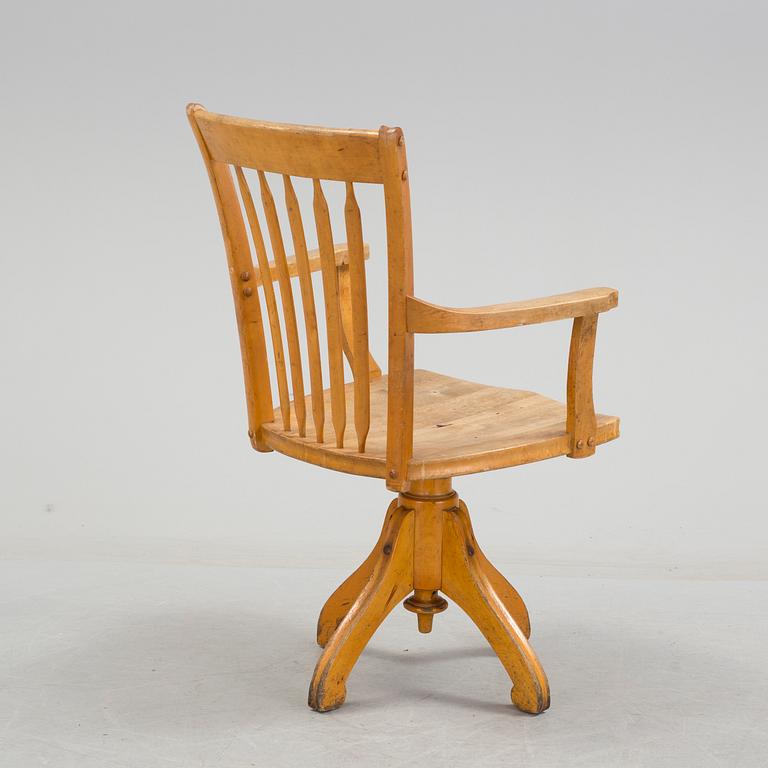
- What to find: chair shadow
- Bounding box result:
[351,642,521,715]
[19,605,529,731]
[18,601,760,733]
[363,644,496,663]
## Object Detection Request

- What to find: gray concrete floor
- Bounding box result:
[1,556,766,767]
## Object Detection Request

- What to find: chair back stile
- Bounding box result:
[187,105,414,487]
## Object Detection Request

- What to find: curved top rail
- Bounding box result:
[190,106,383,182]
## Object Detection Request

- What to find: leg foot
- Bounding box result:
[308,506,414,712]
[442,506,550,714]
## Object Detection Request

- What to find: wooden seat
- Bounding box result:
[263,370,619,481]
[187,104,620,716]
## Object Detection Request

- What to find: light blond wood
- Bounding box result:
[284,175,325,442]
[189,104,620,715]
[344,182,371,452]
[195,110,383,182]
[337,265,382,378]
[442,503,550,713]
[258,170,306,435]
[187,105,273,448]
[311,483,545,713]
[567,314,599,458]
[254,241,369,287]
[316,499,398,648]
[380,126,414,491]
[457,500,530,638]
[262,370,619,480]
[234,167,291,430]
[337,266,355,368]
[308,504,414,712]
[191,105,619,482]
[400,481,449,633]
[406,287,618,334]
[313,179,346,448]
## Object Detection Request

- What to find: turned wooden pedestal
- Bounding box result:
[309,479,550,714]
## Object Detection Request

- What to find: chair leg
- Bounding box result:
[316,500,399,647]
[456,500,531,638]
[441,504,550,714]
[308,505,414,712]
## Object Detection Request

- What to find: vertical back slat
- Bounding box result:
[235,167,291,430]
[283,175,325,443]
[312,179,346,448]
[344,182,371,452]
[258,170,307,436]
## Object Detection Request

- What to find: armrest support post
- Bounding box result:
[566,314,598,458]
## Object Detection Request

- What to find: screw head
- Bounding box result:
[587,436,596,447]
[397,135,404,146]
[576,439,584,449]
[466,544,475,557]
[240,271,251,282]
[389,469,397,479]
[243,286,253,297]
[383,544,392,555]
[401,170,408,181]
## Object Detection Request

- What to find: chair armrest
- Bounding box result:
[255,242,369,286]
[406,287,618,334]
[407,286,618,460]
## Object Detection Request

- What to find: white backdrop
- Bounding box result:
[2,1,766,579]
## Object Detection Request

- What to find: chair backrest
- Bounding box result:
[187,105,414,490]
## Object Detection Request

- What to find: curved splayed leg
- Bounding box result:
[308,505,414,712]
[456,500,531,638]
[441,505,550,714]
[316,500,398,647]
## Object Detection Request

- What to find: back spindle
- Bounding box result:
[259,170,307,437]
[284,175,325,443]
[234,167,292,430]
[344,182,371,452]
[313,179,346,448]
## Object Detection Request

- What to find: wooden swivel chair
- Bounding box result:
[187,104,620,714]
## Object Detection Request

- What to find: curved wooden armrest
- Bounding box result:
[256,242,369,286]
[406,287,617,461]
[406,287,618,334]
